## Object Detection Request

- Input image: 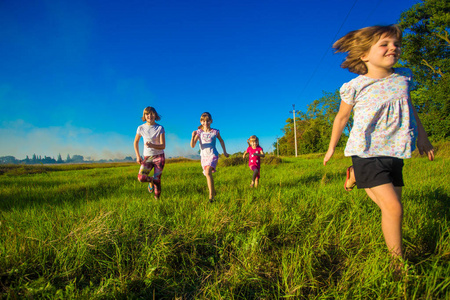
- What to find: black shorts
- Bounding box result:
[351,156,404,189]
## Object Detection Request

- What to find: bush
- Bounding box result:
[219,155,246,167]
[219,155,282,167]
[166,157,198,164]
[262,155,283,165]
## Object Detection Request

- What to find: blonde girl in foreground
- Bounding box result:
[323,25,434,263]
[134,106,166,199]
[243,135,265,188]
[190,112,229,202]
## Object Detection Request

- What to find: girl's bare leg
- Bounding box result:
[365,184,403,258]
[252,169,259,187]
[205,166,215,199]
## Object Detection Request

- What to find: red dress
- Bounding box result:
[247,146,263,178]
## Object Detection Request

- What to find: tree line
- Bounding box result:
[274,0,449,156]
[0,154,134,165]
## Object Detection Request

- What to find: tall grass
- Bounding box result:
[0,148,449,299]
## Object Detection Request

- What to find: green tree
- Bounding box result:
[275,90,348,155]
[398,0,450,140]
[72,155,84,163]
[411,75,450,140]
[399,0,449,84]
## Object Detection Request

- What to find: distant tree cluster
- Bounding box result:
[275,0,449,155]
[0,154,134,165]
[275,91,348,156]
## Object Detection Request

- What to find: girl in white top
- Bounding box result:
[323,25,434,262]
[134,106,166,199]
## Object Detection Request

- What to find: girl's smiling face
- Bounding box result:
[250,140,258,149]
[145,112,156,124]
[361,34,401,75]
[201,118,212,130]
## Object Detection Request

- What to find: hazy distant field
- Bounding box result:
[1,147,449,299]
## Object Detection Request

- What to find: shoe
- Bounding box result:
[148,182,154,193]
[209,198,215,203]
[344,166,356,191]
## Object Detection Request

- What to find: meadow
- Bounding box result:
[0,144,449,299]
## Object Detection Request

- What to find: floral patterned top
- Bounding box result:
[341,68,417,159]
[196,128,219,157]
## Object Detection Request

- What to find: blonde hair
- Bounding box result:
[247,135,259,147]
[333,24,402,75]
[141,106,161,122]
[198,112,212,129]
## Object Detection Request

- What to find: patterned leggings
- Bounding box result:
[138,153,165,197]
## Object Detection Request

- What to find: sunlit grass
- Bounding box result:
[0,147,449,298]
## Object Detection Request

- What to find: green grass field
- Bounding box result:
[0,146,449,299]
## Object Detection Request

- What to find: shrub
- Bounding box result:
[219,154,282,167]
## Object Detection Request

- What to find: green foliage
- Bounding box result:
[0,162,133,176]
[0,149,449,298]
[275,90,349,155]
[220,155,282,167]
[411,74,450,140]
[398,0,450,140]
[398,0,450,84]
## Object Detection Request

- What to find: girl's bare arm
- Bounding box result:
[134,134,142,164]
[324,101,352,165]
[146,133,166,150]
[190,131,199,148]
[217,132,229,157]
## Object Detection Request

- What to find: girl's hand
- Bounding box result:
[190,130,199,148]
[417,137,434,161]
[136,156,142,164]
[146,141,153,148]
[323,148,334,166]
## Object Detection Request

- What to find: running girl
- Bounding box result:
[323,25,434,262]
[134,106,166,199]
[190,112,229,202]
[243,135,265,188]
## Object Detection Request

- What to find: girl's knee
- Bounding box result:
[383,201,403,219]
[204,166,213,175]
[138,174,148,183]
[392,203,403,218]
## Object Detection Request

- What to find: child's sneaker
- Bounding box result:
[148,182,154,193]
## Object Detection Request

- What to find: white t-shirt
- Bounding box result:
[136,123,165,157]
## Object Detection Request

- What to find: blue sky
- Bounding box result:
[0,0,419,160]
